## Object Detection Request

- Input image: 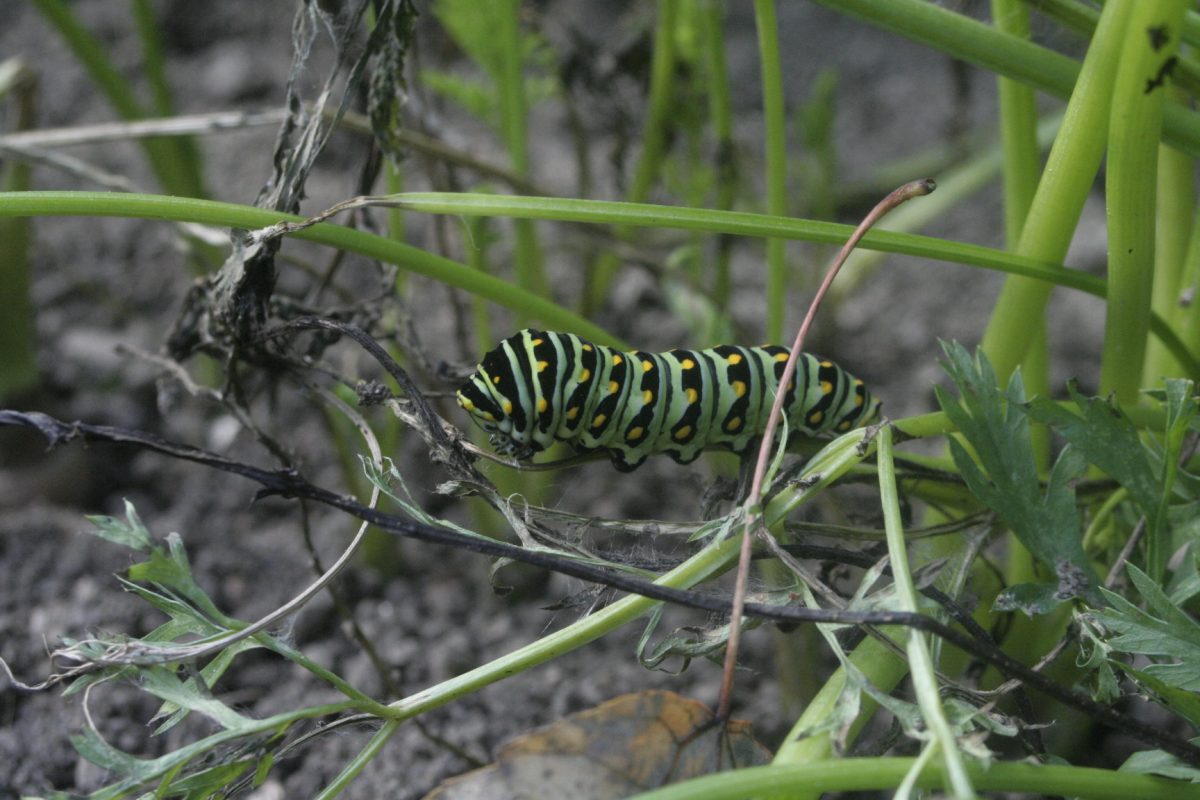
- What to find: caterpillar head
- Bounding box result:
[457,368,536,460]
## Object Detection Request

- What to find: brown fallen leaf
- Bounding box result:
[423,689,772,800]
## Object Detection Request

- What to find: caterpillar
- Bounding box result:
[457,329,881,472]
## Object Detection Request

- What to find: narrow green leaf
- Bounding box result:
[1121,749,1200,781]
[1120,665,1200,729]
[139,665,253,731]
[85,499,153,552]
[161,760,253,794]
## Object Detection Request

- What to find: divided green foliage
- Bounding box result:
[62,504,377,796]
[1095,563,1200,693]
[1078,558,1200,778]
[1025,378,1199,580]
[935,342,1098,610]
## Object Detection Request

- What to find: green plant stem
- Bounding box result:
[0,191,622,349]
[1144,116,1195,384]
[321,425,885,796]
[754,0,788,341]
[833,113,1061,302]
[625,757,1200,800]
[810,0,1200,156]
[383,191,1200,374]
[0,65,38,399]
[31,0,204,197]
[701,0,736,309]
[131,0,205,197]
[1179,205,1200,360]
[497,0,547,305]
[586,0,678,310]
[6,189,1198,376]
[991,0,1046,672]
[878,426,974,797]
[980,0,1132,384]
[1100,0,1189,404]
[772,635,907,767]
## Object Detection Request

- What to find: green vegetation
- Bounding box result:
[4,1,1200,797]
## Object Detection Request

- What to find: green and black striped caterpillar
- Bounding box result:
[457,329,881,472]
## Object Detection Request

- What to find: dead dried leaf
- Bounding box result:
[423,690,771,800]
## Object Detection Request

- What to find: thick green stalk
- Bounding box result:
[626,758,1200,800]
[497,0,547,306]
[1179,205,1200,360]
[1029,0,1200,97]
[811,0,1200,156]
[980,0,1131,383]
[1144,115,1195,383]
[754,0,788,341]
[1100,0,1189,404]
[772,635,906,767]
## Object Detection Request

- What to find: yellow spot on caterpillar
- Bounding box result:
[483,412,496,421]
[674,425,692,440]
[854,379,864,387]
[492,374,501,384]
[837,420,852,431]
[579,368,591,382]
[627,426,644,440]
[642,359,653,372]
[460,398,475,411]
[775,352,788,362]
[643,389,653,404]
[583,343,593,352]
[685,388,698,404]
[809,410,824,424]
[820,360,833,368]
[821,380,834,394]
[532,338,543,346]
[502,400,514,415]
[733,380,747,398]
[537,398,548,413]
[608,380,620,395]
[592,413,607,428]
[613,354,623,366]
[856,395,865,406]
[727,416,742,432]
[537,360,549,373]
[566,406,580,420]
[727,353,743,365]
[681,358,695,369]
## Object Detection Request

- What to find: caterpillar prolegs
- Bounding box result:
[457,329,881,472]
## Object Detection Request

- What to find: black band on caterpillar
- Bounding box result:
[457,329,881,472]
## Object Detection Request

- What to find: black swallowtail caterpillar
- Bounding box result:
[457,329,881,472]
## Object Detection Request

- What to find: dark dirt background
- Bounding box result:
[0,1,1106,796]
